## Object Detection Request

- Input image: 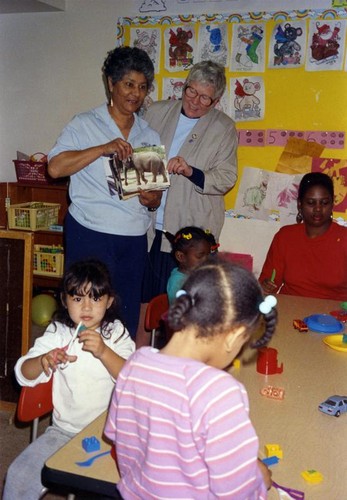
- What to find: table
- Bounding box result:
[232,294,347,500]
[43,295,346,499]
[42,411,120,497]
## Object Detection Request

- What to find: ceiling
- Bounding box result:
[0,0,65,14]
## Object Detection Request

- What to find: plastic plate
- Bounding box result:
[323,335,347,352]
[303,314,344,334]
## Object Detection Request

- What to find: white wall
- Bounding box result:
[0,0,331,181]
[0,0,332,272]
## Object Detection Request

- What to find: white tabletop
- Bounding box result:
[231,294,346,500]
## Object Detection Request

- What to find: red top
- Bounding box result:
[259,222,347,300]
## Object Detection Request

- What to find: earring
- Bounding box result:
[110,97,114,107]
[296,211,303,224]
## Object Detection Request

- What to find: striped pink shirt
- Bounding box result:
[105,347,267,499]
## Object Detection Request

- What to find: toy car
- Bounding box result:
[293,319,308,332]
[318,395,347,417]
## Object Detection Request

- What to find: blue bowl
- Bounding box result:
[303,314,344,334]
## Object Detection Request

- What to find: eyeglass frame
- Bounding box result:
[183,84,217,107]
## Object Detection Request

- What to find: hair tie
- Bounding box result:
[176,289,187,298]
[259,295,277,314]
[182,233,192,240]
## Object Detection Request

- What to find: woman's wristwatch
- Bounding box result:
[148,207,158,212]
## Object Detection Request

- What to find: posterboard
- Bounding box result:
[117,9,347,219]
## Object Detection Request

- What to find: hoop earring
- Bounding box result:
[296,211,303,224]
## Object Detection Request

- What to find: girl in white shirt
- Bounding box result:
[3,259,135,500]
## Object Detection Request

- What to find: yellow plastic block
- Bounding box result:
[265,444,283,459]
[301,469,323,484]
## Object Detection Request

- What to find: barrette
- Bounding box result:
[259,295,277,314]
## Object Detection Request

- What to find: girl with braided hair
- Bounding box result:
[105,258,276,499]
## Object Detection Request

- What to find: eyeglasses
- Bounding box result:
[184,85,215,107]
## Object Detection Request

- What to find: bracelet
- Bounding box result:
[148,207,158,212]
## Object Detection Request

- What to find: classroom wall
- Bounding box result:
[0,0,336,272]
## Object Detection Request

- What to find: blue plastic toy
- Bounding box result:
[82,435,101,453]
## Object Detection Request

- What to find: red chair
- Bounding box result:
[17,377,53,442]
[144,293,169,347]
[17,378,75,499]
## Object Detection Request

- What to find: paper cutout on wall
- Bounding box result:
[235,166,302,224]
[231,76,264,122]
[164,25,196,71]
[130,28,161,74]
[311,157,347,211]
[197,23,228,66]
[276,137,325,175]
[162,78,185,100]
[238,129,266,147]
[230,23,265,73]
[138,81,158,117]
[306,20,346,71]
[268,20,307,69]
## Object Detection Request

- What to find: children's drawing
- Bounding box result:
[235,167,270,220]
[311,158,347,211]
[197,24,228,66]
[230,23,265,72]
[306,20,346,71]
[162,78,185,100]
[164,26,196,71]
[231,76,264,122]
[269,21,306,68]
[130,28,161,74]
[139,0,166,13]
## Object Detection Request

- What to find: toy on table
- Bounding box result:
[323,334,347,352]
[75,450,111,467]
[303,314,344,334]
[265,443,283,459]
[82,435,100,453]
[293,319,308,333]
[272,481,305,499]
[257,347,283,375]
[318,395,347,417]
[262,455,279,466]
[260,385,285,400]
[301,469,323,484]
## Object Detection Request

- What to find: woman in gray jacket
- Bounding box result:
[138,61,238,338]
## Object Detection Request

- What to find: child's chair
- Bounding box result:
[144,293,169,347]
[17,377,53,442]
[16,378,75,500]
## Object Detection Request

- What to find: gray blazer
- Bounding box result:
[145,100,238,252]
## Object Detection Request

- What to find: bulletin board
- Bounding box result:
[116,8,347,218]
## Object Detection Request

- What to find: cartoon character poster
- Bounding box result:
[268,21,306,68]
[137,80,158,117]
[306,20,346,71]
[130,28,161,74]
[230,76,264,122]
[197,23,228,67]
[162,78,185,100]
[230,23,265,73]
[164,25,196,72]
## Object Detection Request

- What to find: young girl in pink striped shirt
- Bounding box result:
[105,258,277,499]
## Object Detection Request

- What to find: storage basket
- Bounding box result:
[7,202,60,231]
[13,153,51,185]
[33,245,64,277]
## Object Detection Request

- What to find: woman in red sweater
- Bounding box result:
[259,172,347,300]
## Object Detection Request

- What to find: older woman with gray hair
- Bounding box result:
[138,60,238,342]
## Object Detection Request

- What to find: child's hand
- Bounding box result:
[261,278,278,295]
[40,348,77,375]
[78,329,106,359]
[257,458,272,490]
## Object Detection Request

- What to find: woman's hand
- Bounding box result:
[40,349,77,375]
[167,156,193,177]
[261,278,278,296]
[138,189,163,209]
[103,138,133,161]
[257,459,273,490]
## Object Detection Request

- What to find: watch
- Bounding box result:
[148,207,158,212]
